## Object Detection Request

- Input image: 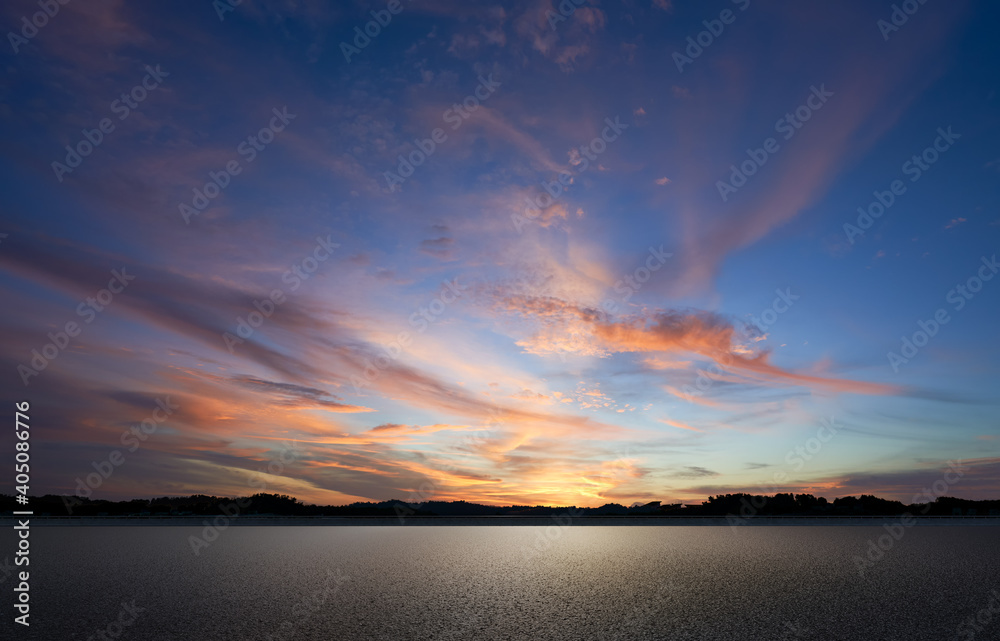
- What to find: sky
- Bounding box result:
[1,0,998,508]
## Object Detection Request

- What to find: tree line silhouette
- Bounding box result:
[2,492,998,517]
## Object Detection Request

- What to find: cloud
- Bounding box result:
[419,236,456,259]
[488,292,899,397]
[473,107,568,174]
[696,458,1000,503]
[229,376,374,412]
[0,233,336,385]
[659,418,704,433]
[369,423,408,433]
[673,466,719,479]
[671,86,691,99]
[511,0,607,72]
[660,5,967,295]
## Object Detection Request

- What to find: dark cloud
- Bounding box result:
[419,236,455,259]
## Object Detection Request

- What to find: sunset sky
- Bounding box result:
[1,0,998,507]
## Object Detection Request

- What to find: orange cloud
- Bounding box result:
[659,418,704,433]
[493,293,898,397]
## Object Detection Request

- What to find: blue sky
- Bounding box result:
[1,0,998,506]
